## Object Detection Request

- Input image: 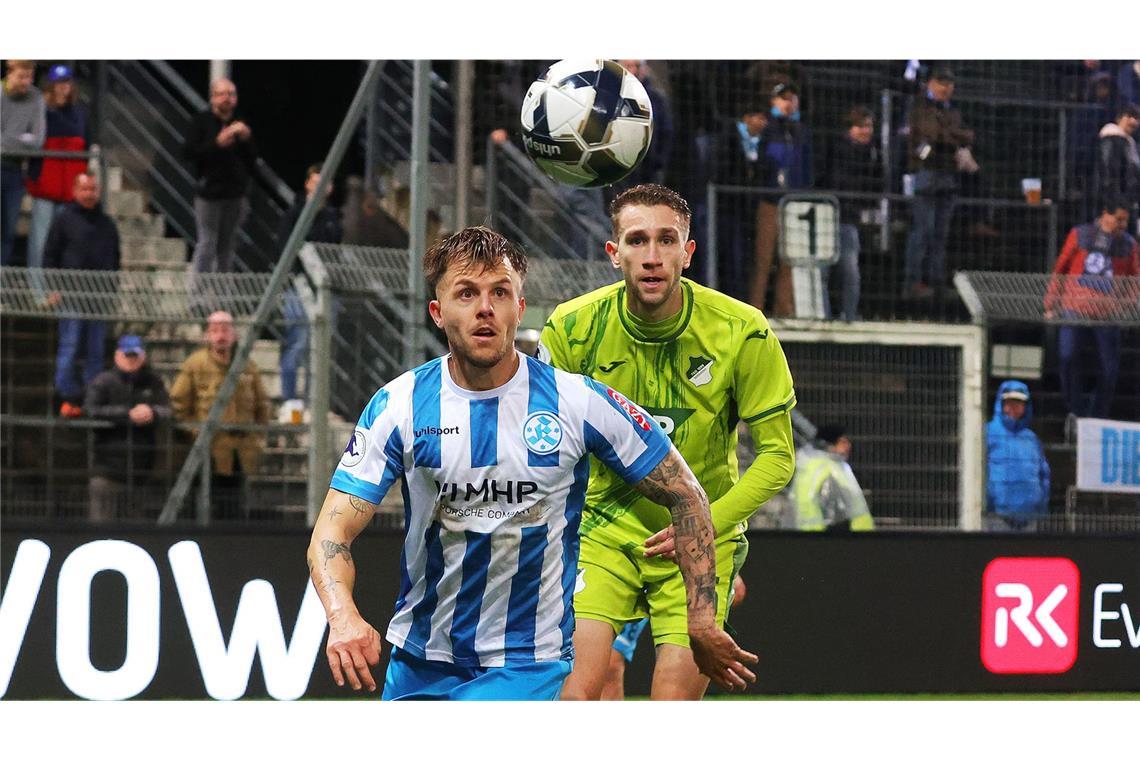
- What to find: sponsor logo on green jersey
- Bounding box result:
[642,406,696,438]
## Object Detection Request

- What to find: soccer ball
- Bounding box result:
[519,59,653,188]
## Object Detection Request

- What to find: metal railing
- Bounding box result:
[0,414,336,525]
[954,272,1140,326]
[1,266,275,322]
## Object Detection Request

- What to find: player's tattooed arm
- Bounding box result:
[633,448,718,627]
[636,448,760,692]
[307,489,377,618]
[307,487,383,692]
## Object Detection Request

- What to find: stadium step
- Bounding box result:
[120,236,187,266]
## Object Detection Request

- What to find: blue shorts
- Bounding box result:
[612,619,649,663]
[382,647,572,701]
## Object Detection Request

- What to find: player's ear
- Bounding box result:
[605,239,620,268]
[682,238,696,269]
[427,299,444,328]
[517,296,526,324]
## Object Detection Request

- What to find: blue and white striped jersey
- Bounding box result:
[330,351,671,667]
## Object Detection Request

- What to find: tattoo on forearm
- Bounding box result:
[321,539,352,567]
[635,451,719,617]
[633,451,687,509]
[328,505,343,521]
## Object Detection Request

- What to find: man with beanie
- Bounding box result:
[985,381,1050,532]
[791,423,874,531]
[84,335,171,522]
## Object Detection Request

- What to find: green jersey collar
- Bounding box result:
[617,279,694,343]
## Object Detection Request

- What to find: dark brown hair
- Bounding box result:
[608,183,692,240]
[844,106,873,128]
[422,226,528,296]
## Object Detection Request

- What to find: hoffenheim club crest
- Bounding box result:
[523,411,563,455]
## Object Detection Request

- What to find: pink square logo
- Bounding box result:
[981,557,1080,674]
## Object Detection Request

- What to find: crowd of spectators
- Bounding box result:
[2,59,1138,526]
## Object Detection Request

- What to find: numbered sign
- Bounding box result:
[779,195,840,266]
[778,195,841,319]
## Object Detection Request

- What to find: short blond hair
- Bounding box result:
[6,60,35,73]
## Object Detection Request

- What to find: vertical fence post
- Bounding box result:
[455,60,474,230]
[404,60,431,370]
[1057,108,1067,203]
[486,135,498,230]
[196,450,210,525]
[307,264,332,527]
[706,183,718,290]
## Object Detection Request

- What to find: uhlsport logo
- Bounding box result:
[341,429,367,467]
[606,388,652,432]
[523,411,563,455]
[981,557,1080,674]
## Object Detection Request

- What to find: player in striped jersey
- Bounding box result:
[306,226,757,700]
[541,184,796,700]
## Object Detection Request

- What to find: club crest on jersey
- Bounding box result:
[687,355,714,387]
[523,411,563,454]
[341,429,367,467]
[606,387,652,431]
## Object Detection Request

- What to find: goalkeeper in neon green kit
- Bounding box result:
[540,184,796,700]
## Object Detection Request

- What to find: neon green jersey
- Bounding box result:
[539,277,796,552]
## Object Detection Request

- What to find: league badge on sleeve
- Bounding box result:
[523,411,563,455]
[341,429,368,467]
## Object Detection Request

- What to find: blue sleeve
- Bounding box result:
[580,376,672,485]
[328,387,406,504]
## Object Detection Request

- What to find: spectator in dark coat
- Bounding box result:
[183,77,256,274]
[84,334,171,522]
[43,172,120,416]
[902,67,975,301]
[1095,104,1140,231]
[825,106,883,321]
[709,97,773,303]
[755,79,812,316]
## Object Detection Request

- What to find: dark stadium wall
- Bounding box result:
[2,526,1138,699]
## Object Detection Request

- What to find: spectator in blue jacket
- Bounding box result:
[985,381,1051,531]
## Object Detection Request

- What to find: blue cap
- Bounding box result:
[46,65,73,83]
[117,335,145,354]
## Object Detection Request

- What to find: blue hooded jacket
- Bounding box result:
[986,380,1051,517]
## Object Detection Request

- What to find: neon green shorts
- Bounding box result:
[573,532,748,649]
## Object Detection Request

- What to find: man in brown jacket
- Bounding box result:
[902,67,975,301]
[170,310,270,519]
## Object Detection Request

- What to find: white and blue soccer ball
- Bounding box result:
[519,59,654,188]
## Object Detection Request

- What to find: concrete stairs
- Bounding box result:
[2,165,329,523]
